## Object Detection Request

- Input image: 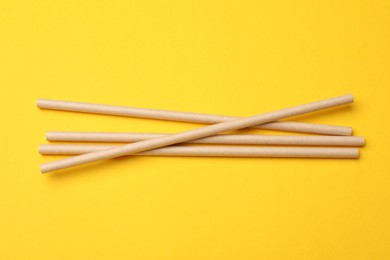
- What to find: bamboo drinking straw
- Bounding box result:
[40,94,353,173]
[39,144,359,158]
[37,98,352,135]
[46,131,365,147]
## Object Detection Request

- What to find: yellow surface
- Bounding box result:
[1,0,389,259]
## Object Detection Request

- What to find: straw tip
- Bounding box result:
[346,127,353,136]
[355,148,360,159]
[38,144,46,154]
[40,164,50,174]
[360,137,365,147]
[333,126,352,136]
[36,98,44,108]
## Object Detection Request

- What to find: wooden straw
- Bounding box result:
[40,94,353,173]
[39,144,359,158]
[46,131,365,147]
[37,98,352,136]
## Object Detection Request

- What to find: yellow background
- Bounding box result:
[1,0,389,259]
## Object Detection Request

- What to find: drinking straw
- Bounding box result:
[40,94,353,173]
[39,144,359,158]
[37,98,352,135]
[46,131,365,147]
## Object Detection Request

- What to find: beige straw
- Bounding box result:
[37,98,352,135]
[46,131,365,147]
[40,94,353,173]
[39,144,359,158]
